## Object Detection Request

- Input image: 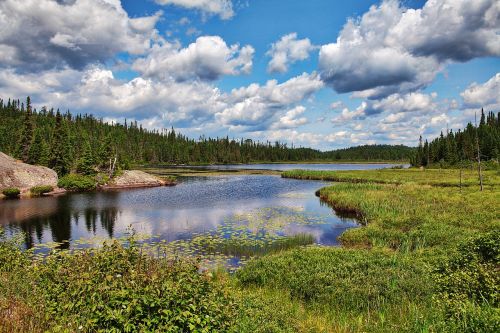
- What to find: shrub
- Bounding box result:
[57,174,96,191]
[30,185,54,197]
[2,187,20,199]
[434,232,500,332]
[19,241,237,332]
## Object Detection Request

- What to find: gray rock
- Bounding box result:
[104,170,167,189]
[0,152,58,193]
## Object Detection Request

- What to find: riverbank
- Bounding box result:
[1,169,498,332]
[240,168,499,331]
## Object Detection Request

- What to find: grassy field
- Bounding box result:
[1,168,499,332]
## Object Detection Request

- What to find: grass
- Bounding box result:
[29,185,54,197]
[282,167,500,187]
[1,167,499,332]
[1,188,20,199]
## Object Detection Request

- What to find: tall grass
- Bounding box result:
[282,168,500,187]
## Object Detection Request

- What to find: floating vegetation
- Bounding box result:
[27,206,329,272]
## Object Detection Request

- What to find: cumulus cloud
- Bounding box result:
[215,72,324,129]
[0,67,323,134]
[461,73,500,110]
[0,0,161,71]
[267,33,316,73]
[331,92,438,123]
[132,36,254,81]
[0,66,224,127]
[155,0,234,20]
[319,0,500,98]
[271,106,309,129]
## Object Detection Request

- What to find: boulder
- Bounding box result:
[104,170,174,189]
[0,152,58,193]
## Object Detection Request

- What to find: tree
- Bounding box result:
[28,128,49,166]
[77,140,96,175]
[18,96,34,162]
[50,110,71,176]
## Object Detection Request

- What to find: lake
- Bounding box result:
[0,163,395,266]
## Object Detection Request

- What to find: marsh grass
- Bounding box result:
[230,168,500,331]
[282,167,500,188]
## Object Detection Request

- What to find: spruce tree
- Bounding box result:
[77,140,96,175]
[18,96,34,162]
[50,110,71,175]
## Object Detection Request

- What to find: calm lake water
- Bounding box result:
[177,162,406,171]
[0,164,394,255]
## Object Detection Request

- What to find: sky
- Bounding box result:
[0,0,498,150]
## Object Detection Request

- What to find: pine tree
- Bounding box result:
[18,96,34,162]
[50,110,71,176]
[77,140,96,175]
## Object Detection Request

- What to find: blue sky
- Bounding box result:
[0,0,498,149]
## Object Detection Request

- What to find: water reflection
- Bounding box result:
[1,173,361,250]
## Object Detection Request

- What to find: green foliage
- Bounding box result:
[0,97,412,174]
[57,174,96,191]
[36,242,238,332]
[412,109,500,167]
[18,96,33,162]
[323,144,415,161]
[2,187,20,199]
[76,140,97,175]
[49,110,72,176]
[0,237,238,332]
[29,185,54,197]
[434,232,500,332]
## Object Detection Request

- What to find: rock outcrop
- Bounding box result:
[0,152,58,193]
[103,170,175,189]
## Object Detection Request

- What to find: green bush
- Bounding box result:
[434,232,500,332]
[30,185,54,197]
[0,239,239,332]
[57,174,96,191]
[2,187,20,199]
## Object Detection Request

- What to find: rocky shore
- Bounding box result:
[1,152,176,199]
[101,170,176,190]
[0,152,58,196]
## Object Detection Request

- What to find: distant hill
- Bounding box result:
[323,144,415,162]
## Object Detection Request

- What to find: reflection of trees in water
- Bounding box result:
[11,193,119,249]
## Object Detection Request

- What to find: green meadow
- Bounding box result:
[1,167,499,332]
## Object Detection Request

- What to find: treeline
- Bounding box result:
[323,144,414,161]
[0,97,327,175]
[0,97,415,176]
[412,109,500,167]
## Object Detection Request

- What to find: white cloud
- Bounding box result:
[271,106,309,129]
[155,0,234,20]
[132,36,254,81]
[319,0,500,97]
[461,73,500,110]
[330,101,344,110]
[267,33,315,73]
[0,0,161,71]
[216,72,324,129]
[331,92,438,124]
